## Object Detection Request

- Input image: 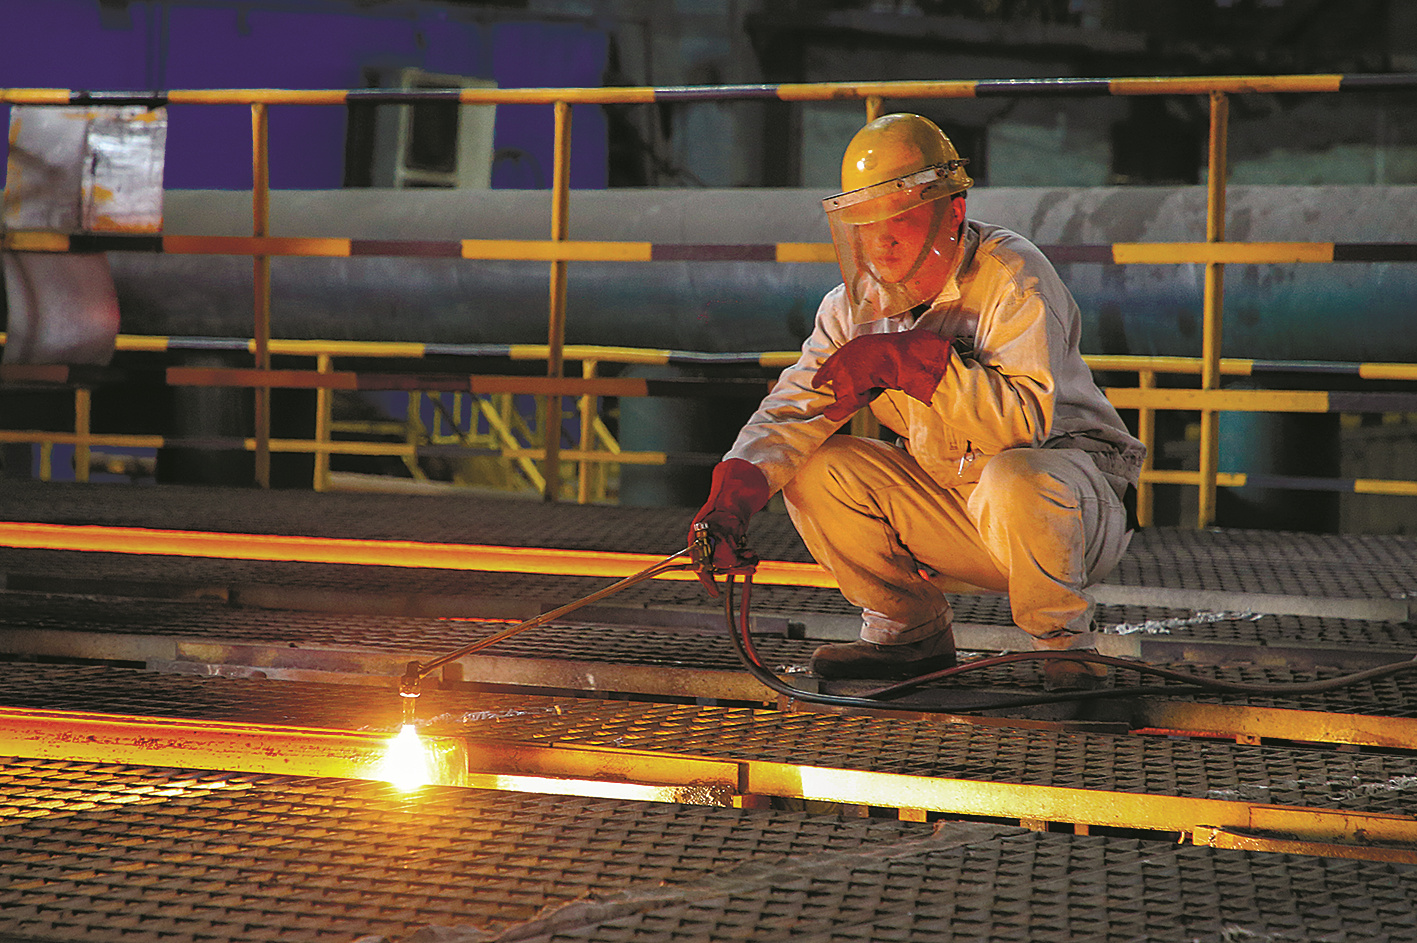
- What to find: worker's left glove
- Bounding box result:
[811,330,953,422]
[690,458,770,570]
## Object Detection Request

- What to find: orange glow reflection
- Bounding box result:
[0,521,837,587]
[380,724,432,791]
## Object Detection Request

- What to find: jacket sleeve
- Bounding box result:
[722,286,854,494]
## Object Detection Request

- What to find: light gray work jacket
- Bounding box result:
[725,220,1145,496]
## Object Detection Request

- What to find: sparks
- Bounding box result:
[380,723,431,791]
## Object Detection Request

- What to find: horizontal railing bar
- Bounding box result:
[5,336,1415,389]
[10,231,1417,266]
[7,72,1415,109]
[1107,388,1417,413]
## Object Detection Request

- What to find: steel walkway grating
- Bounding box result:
[0,756,928,943]
[4,478,1417,604]
[1115,526,1417,599]
[2,588,1415,665]
[3,664,1417,818]
[440,696,1417,818]
[2,591,1415,718]
[4,545,1416,651]
[1,756,1415,943]
[487,839,1417,943]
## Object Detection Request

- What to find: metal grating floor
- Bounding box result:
[3,554,1416,652]
[0,756,928,943]
[1,756,1416,943]
[2,590,1415,718]
[3,482,1417,940]
[3,664,1417,818]
[4,479,1417,603]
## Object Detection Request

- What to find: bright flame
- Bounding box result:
[380,724,431,791]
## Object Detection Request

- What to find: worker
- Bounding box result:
[690,113,1144,686]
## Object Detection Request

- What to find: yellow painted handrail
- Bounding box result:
[3,73,1415,518]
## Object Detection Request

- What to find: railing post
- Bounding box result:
[1198,90,1229,528]
[578,359,597,505]
[251,102,272,489]
[1136,369,1156,528]
[74,388,91,483]
[849,93,887,445]
[543,100,573,502]
[313,353,332,492]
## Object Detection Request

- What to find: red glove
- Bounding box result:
[811,330,953,423]
[689,458,770,570]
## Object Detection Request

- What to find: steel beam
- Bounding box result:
[465,739,1417,862]
[0,707,469,788]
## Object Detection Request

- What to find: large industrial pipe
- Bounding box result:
[105,185,1417,362]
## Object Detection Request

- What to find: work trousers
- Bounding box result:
[781,436,1131,649]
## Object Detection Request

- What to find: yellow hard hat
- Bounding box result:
[831,114,972,224]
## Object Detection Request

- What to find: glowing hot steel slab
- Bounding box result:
[0,521,836,587]
[0,707,468,789]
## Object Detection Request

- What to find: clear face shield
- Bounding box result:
[822,165,962,318]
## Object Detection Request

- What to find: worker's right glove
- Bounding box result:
[812,329,953,422]
[689,458,770,571]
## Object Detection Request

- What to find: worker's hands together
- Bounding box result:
[811,330,953,422]
[689,458,770,570]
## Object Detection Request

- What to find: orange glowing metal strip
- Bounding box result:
[1194,827,1417,864]
[1136,699,1417,751]
[0,706,468,787]
[0,522,837,587]
[472,740,1417,851]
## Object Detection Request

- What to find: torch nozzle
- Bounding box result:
[399,660,423,726]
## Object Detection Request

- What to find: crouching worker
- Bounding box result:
[690,113,1144,686]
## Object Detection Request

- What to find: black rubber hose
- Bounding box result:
[719,573,1417,713]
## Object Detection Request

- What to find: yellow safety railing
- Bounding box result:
[3,73,1416,523]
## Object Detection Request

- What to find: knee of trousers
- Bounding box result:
[970,449,1078,523]
[781,436,895,515]
[970,448,1127,586]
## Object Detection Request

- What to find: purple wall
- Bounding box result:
[0,0,609,190]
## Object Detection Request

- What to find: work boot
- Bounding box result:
[1041,656,1108,692]
[1033,622,1108,691]
[810,628,957,680]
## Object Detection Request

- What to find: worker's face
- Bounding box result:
[856,197,965,296]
